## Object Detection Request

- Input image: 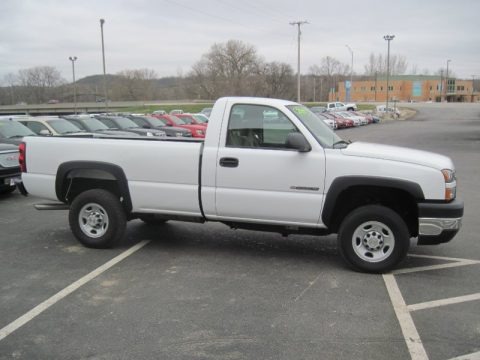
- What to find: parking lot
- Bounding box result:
[1,102,479,360]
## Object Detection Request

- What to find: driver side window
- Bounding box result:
[226,104,298,149]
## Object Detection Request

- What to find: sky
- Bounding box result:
[0,0,479,83]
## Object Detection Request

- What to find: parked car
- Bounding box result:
[326,102,357,112]
[18,117,90,136]
[153,114,206,138]
[47,99,60,104]
[313,113,336,130]
[95,116,166,137]
[0,117,37,145]
[310,106,327,114]
[127,115,192,137]
[63,115,140,137]
[169,109,184,115]
[0,143,20,195]
[323,113,350,129]
[337,111,366,126]
[152,110,167,115]
[176,113,208,127]
[352,111,374,124]
[201,107,213,118]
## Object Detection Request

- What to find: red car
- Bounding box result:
[324,112,354,129]
[153,114,206,138]
[176,113,208,127]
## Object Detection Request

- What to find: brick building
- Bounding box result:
[331,75,478,103]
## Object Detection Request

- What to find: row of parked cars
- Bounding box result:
[0,104,375,196]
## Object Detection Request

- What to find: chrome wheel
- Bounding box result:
[78,203,109,238]
[352,221,395,263]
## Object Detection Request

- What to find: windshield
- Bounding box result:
[193,114,208,123]
[113,117,140,129]
[179,116,194,124]
[145,116,167,126]
[83,118,110,131]
[0,120,36,138]
[46,119,84,134]
[286,105,343,148]
[170,115,186,125]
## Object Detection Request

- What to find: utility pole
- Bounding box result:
[345,45,353,102]
[100,18,108,111]
[383,35,395,111]
[68,56,78,114]
[313,76,316,102]
[290,20,308,102]
[445,59,451,102]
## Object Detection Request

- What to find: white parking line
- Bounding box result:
[0,240,150,342]
[392,259,480,275]
[383,274,429,360]
[408,292,480,312]
[449,350,480,360]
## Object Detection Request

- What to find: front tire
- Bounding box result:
[69,189,126,248]
[337,205,410,273]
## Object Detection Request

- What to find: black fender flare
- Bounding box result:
[55,161,132,212]
[321,176,425,228]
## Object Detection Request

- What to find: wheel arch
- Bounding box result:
[55,161,132,213]
[322,176,424,234]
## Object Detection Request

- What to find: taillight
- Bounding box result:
[19,142,26,172]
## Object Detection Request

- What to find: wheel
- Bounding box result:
[337,205,410,273]
[0,185,16,195]
[69,189,126,248]
[138,214,168,225]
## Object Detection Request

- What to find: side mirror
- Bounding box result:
[39,129,52,136]
[285,132,311,152]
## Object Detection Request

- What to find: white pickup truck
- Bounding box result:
[19,97,463,273]
[327,102,357,112]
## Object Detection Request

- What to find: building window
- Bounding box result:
[429,86,433,90]
[370,86,375,91]
[457,85,465,91]
[380,86,383,91]
[388,86,393,91]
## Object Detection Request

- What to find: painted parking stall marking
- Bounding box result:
[0,240,150,342]
[384,253,480,360]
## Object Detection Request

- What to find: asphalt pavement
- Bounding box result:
[0,102,479,360]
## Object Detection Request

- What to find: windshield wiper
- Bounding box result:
[332,140,351,149]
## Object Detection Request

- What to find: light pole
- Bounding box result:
[100,18,108,111]
[383,35,395,111]
[68,56,78,114]
[445,59,451,102]
[345,45,353,102]
[290,20,308,102]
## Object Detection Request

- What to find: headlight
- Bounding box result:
[146,132,153,137]
[196,130,204,135]
[442,169,456,201]
[441,169,455,183]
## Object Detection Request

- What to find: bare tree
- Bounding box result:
[364,53,408,76]
[190,40,262,98]
[115,68,158,101]
[15,66,64,103]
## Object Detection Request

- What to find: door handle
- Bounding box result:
[219,157,239,168]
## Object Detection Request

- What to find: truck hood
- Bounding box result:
[341,142,453,170]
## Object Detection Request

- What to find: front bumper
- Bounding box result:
[417,199,464,245]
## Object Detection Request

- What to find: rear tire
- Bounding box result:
[69,189,126,248]
[337,205,410,273]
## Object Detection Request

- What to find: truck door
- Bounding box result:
[214,103,326,227]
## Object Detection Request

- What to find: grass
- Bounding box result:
[121,103,214,114]
[120,101,376,114]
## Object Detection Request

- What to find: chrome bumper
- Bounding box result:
[419,217,462,236]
